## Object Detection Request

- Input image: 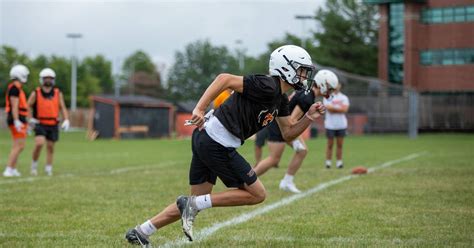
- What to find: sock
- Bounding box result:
[194,194,212,210]
[325,160,332,166]
[336,160,343,167]
[5,166,12,172]
[31,161,38,170]
[45,165,52,173]
[283,173,294,183]
[139,220,157,236]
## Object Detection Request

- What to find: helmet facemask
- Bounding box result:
[282,55,316,92]
[40,77,55,87]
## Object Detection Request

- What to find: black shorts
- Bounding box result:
[326,129,346,138]
[255,128,269,147]
[189,128,257,188]
[35,124,59,142]
[267,121,285,142]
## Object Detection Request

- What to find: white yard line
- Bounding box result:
[0,161,185,185]
[160,152,427,248]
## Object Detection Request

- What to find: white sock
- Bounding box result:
[283,173,294,183]
[194,194,212,210]
[31,161,38,170]
[325,160,332,166]
[139,220,157,236]
[336,160,343,167]
[45,165,52,173]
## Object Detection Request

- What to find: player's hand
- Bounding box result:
[14,119,24,132]
[315,101,326,115]
[305,102,325,121]
[61,119,70,131]
[191,108,205,128]
[28,118,39,130]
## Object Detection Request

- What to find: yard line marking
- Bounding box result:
[160,152,427,248]
[0,161,186,185]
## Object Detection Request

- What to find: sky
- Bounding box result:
[0,0,324,74]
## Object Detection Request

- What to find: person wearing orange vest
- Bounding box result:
[3,64,30,177]
[212,89,232,109]
[27,68,70,176]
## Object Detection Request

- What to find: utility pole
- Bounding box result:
[294,15,315,48]
[66,33,82,111]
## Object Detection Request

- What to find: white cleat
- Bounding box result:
[12,169,21,177]
[3,169,15,177]
[279,180,301,194]
[45,170,53,176]
[31,169,38,176]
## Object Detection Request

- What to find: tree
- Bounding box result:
[312,0,378,76]
[122,50,163,98]
[81,55,113,93]
[167,40,239,101]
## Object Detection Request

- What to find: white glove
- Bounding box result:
[61,119,70,131]
[292,139,306,152]
[14,119,24,132]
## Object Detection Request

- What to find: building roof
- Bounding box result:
[175,100,197,113]
[92,94,173,108]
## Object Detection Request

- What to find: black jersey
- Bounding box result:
[267,89,316,141]
[214,74,290,144]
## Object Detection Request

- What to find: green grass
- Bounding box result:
[0,130,473,247]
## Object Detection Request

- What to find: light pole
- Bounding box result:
[235,39,246,72]
[294,15,315,48]
[66,33,82,111]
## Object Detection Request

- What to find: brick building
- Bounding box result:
[364,0,474,92]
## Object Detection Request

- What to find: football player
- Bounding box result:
[253,69,339,193]
[125,45,325,246]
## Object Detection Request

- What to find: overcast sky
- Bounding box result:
[0,0,324,73]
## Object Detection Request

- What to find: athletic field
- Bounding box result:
[0,131,473,247]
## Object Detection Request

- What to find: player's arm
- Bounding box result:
[27,91,36,119]
[59,92,69,120]
[326,104,349,113]
[289,105,305,122]
[277,102,325,141]
[192,73,243,127]
[10,96,20,121]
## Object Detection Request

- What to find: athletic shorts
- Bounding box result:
[8,124,27,139]
[35,124,59,142]
[255,128,269,147]
[326,129,346,138]
[267,121,285,143]
[189,128,257,188]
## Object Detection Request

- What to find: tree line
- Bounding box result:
[1,0,377,107]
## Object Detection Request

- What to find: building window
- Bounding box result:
[388,3,404,84]
[420,48,474,66]
[421,5,474,24]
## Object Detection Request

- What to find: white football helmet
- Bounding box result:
[269,45,315,91]
[314,69,339,98]
[39,68,56,85]
[9,64,30,83]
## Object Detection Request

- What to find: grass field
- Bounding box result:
[0,130,473,247]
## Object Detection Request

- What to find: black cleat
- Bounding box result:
[337,164,344,169]
[125,226,151,247]
[176,195,199,241]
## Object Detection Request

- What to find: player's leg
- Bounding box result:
[279,138,307,193]
[31,135,46,176]
[45,140,55,175]
[254,129,267,165]
[4,138,26,177]
[335,130,346,168]
[325,129,335,168]
[253,141,285,176]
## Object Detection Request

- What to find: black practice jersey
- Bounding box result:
[214,74,290,144]
[267,89,316,138]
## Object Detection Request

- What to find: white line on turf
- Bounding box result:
[160,152,427,248]
[0,161,185,185]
